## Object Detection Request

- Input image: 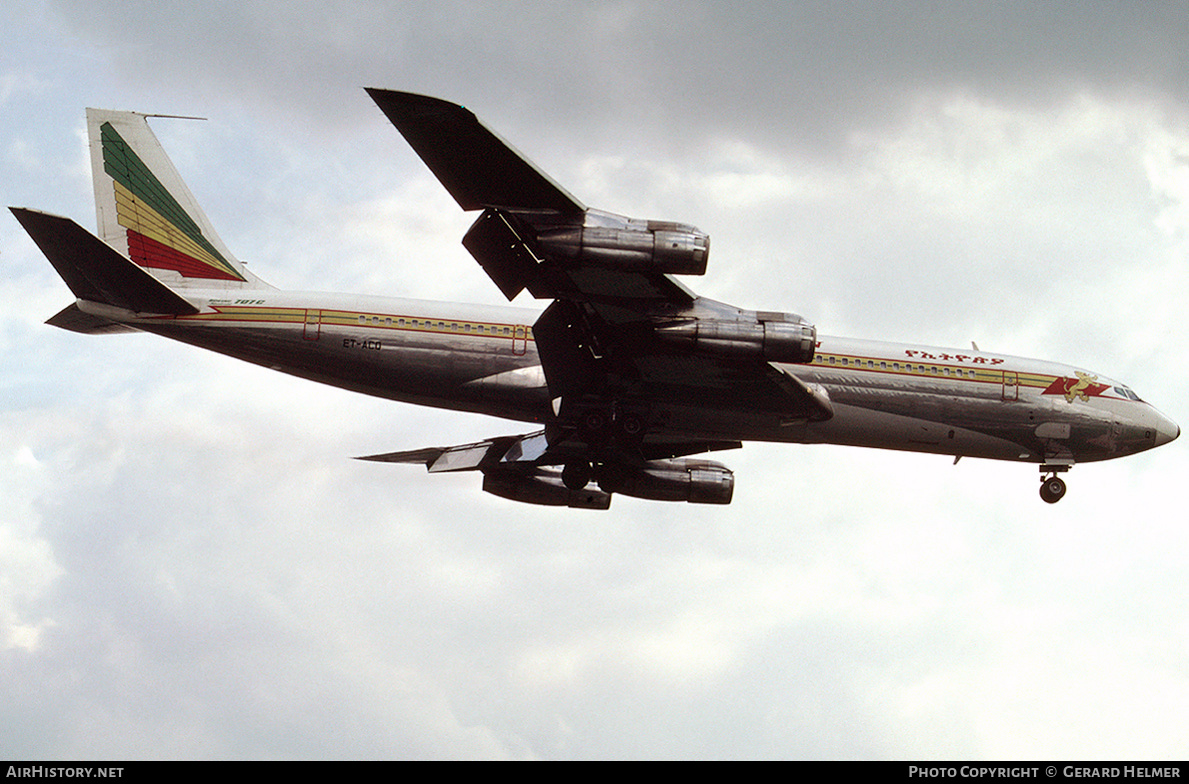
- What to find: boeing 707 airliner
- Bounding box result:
[10,90,1178,507]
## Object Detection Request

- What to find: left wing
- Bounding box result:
[366,90,833,507]
[366,89,585,215]
[366,89,697,307]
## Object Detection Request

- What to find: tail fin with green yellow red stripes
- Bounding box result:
[86,108,270,291]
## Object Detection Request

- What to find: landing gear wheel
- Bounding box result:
[618,413,643,437]
[595,462,628,494]
[1040,475,1067,504]
[582,410,608,433]
[561,461,592,491]
[577,409,611,446]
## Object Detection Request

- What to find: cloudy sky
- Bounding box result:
[3,0,1188,760]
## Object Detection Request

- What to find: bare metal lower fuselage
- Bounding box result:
[82,288,1176,470]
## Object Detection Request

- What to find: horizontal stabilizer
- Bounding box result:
[45,302,138,334]
[11,208,198,315]
[366,89,585,214]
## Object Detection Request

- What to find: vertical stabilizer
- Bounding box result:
[87,108,270,290]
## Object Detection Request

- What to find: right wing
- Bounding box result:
[356,430,741,509]
[357,430,611,509]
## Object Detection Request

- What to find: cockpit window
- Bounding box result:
[1114,386,1143,402]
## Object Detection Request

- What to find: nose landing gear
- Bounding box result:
[1039,463,1070,504]
[1040,475,1067,504]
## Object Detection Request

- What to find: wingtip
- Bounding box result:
[353,453,384,462]
[364,88,469,117]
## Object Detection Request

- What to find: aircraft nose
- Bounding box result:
[1155,414,1180,448]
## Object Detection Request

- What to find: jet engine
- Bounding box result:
[480,459,734,507]
[482,467,611,509]
[597,458,735,505]
[533,209,710,276]
[655,312,817,364]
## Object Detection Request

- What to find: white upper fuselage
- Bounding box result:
[88,288,1178,469]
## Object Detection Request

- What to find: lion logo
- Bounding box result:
[1064,372,1099,403]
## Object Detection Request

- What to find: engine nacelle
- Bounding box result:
[654,312,817,364]
[598,458,735,505]
[482,468,611,510]
[534,209,709,276]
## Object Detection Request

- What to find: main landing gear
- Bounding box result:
[1039,464,1070,504]
[560,403,648,492]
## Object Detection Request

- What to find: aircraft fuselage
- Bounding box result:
[80,289,1178,472]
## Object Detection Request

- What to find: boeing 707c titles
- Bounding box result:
[11,90,1178,508]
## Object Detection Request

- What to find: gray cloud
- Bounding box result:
[48,2,1189,154]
